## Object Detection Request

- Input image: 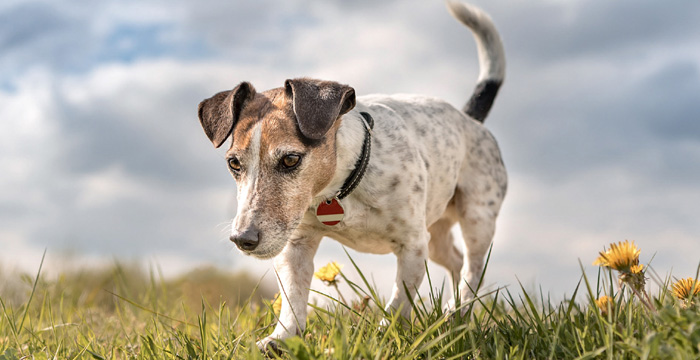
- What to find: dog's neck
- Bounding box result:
[313,109,368,204]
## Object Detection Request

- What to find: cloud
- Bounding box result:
[491,47,700,185]
[0,2,87,79]
[1,0,698,300]
[478,0,700,64]
[0,61,244,262]
[0,0,210,88]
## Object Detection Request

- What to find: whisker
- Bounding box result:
[216,221,231,234]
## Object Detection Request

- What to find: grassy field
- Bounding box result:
[1,249,699,359]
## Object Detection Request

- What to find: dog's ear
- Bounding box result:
[284,78,356,140]
[198,82,256,148]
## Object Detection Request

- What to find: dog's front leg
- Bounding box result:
[384,236,429,321]
[257,235,321,351]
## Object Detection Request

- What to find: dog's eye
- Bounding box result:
[228,157,241,171]
[281,154,301,169]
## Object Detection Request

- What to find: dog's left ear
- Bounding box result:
[198,82,256,148]
[285,78,356,140]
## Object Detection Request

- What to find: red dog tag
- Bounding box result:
[316,198,344,226]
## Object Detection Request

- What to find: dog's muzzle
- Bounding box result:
[230,227,260,251]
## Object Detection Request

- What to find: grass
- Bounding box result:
[1,251,699,359]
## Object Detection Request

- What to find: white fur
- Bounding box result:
[253,1,507,350]
[259,93,507,349]
[232,122,262,236]
[231,122,288,260]
[446,0,505,83]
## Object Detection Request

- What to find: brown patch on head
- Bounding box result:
[222,80,354,258]
[258,87,340,194]
[227,94,273,153]
[242,91,335,231]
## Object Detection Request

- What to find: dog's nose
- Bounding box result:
[230,227,260,251]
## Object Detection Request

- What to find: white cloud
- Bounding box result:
[75,165,148,208]
[1,0,699,304]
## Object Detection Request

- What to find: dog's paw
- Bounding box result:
[443,298,457,313]
[378,317,391,329]
[442,298,473,321]
[256,337,281,356]
[378,314,412,331]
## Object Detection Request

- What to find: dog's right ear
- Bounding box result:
[198,82,256,148]
[284,78,356,141]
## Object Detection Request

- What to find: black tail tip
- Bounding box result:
[464,79,502,123]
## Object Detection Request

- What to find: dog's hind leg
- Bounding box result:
[454,187,501,311]
[428,216,463,298]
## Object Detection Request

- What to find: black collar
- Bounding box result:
[335,112,374,200]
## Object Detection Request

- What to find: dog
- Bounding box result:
[197,0,506,350]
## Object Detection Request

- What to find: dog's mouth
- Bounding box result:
[241,238,288,259]
[231,225,291,259]
[231,210,306,259]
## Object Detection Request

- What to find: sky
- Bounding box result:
[1,0,699,301]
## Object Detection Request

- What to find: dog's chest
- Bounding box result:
[297,187,415,254]
[322,227,397,254]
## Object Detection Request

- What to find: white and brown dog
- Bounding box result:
[197,0,506,349]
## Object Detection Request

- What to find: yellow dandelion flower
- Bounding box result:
[595,295,614,317]
[593,240,642,273]
[630,264,644,274]
[671,278,700,301]
[271,293,282,315]
[594,240,648,294]
[314,261,343,284]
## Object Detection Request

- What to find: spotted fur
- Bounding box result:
[197,0,506,350]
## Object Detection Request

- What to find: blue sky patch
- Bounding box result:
[98,23,211,64]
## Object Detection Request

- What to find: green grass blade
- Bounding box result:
[18,248,47,336]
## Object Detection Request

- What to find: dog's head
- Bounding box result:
[198,78,356,258]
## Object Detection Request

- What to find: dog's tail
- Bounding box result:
[446,0,505,123]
